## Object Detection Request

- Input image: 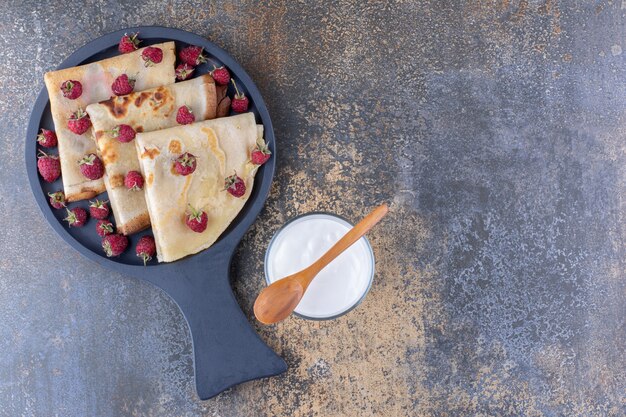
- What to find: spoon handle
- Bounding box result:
[306,203,389,282]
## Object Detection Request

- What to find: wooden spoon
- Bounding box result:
[254,204,389,324]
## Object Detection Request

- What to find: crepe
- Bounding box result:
[85,74,218,235]
[135,113,261,262]
[43,42,176,201]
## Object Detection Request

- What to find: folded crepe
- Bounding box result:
[135,113,261,262]
[43,42,176,201]
[86,74,219,235]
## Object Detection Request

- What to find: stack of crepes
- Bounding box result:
[44,42,265,262]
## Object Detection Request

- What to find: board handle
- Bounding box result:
[149,253,287,400]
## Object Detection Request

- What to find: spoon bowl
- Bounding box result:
[254,275,307,324]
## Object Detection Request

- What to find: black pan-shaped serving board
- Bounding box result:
[25,26,286,400]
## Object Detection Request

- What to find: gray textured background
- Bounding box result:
[0,1,624,416]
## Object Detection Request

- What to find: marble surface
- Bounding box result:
[0,1,624,416]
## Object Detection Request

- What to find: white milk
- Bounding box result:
[265,213,374,319]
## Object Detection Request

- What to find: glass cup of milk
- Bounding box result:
[264,212,375,320]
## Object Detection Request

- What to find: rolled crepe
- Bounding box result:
[135,113,261,262]
[86,74,218,235]
[43,42,176,201]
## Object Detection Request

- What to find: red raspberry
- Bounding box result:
[67,108,91,134]
[135,235,156,265]
[37,128,57,147]
[176,105,195,125]
[48,191,66,209]
[251,140,271,165]
[185,205,208,233]
[224,173,246,198]
[78,153,104,180]
[119,33,141,53]
[210,66,231,86]
[124,170,144,190]
[37,150,61,183]
[142,46,163,66]
[61,80,82,100]
[175,63,195,81]
[179,45,206,66]
[89,199,110,219]
[64,207,88,227]
[174,152,197,176]
[230,79,249,113]
[109,124,136,143]
[111,74,135,96]
[102,234,128,257]
[96,219,114,237]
